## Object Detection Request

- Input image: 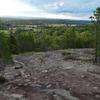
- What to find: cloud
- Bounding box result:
[12,11,84,20]
[45,1,64,9]
[0,0,38,16]
[0,0,95,20]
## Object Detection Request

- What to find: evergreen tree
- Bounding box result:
[0,32,12,64]
[90,7,100,63]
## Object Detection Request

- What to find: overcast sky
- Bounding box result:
[0,0,99,20]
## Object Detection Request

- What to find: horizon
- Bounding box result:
[0,16,90,21]
[0,0,99,20]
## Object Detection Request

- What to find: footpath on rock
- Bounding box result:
[0,49,100,100]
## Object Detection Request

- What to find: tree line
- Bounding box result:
[0,25,95,64]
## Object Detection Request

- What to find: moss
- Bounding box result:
[62,49,71,56]
[64,55,76,60]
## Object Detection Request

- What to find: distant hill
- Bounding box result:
[0,17,90,26]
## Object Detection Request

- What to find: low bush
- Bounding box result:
[62,49,71,56]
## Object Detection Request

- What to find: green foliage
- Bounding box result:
[76,31,94,48]
[37,33,52,50]
[8,26,95,53]
[62,49,71,56]
[15,30,35,53]
[9,32,19,54]
[0,24,95,59]
[63,27,76,48]
[0,32,12,64]
[90,7,100,62]
[95,8,100,57]
[94,7,100,22]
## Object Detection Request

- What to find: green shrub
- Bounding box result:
[0,32,12,64]
[63,28,77,48]
[76,31,94,48]
[62,49,71,56]
[9,32,19,54]
[64,55,76,60]
[15,31,35,53]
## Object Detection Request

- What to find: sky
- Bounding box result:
[0,0,100,20]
